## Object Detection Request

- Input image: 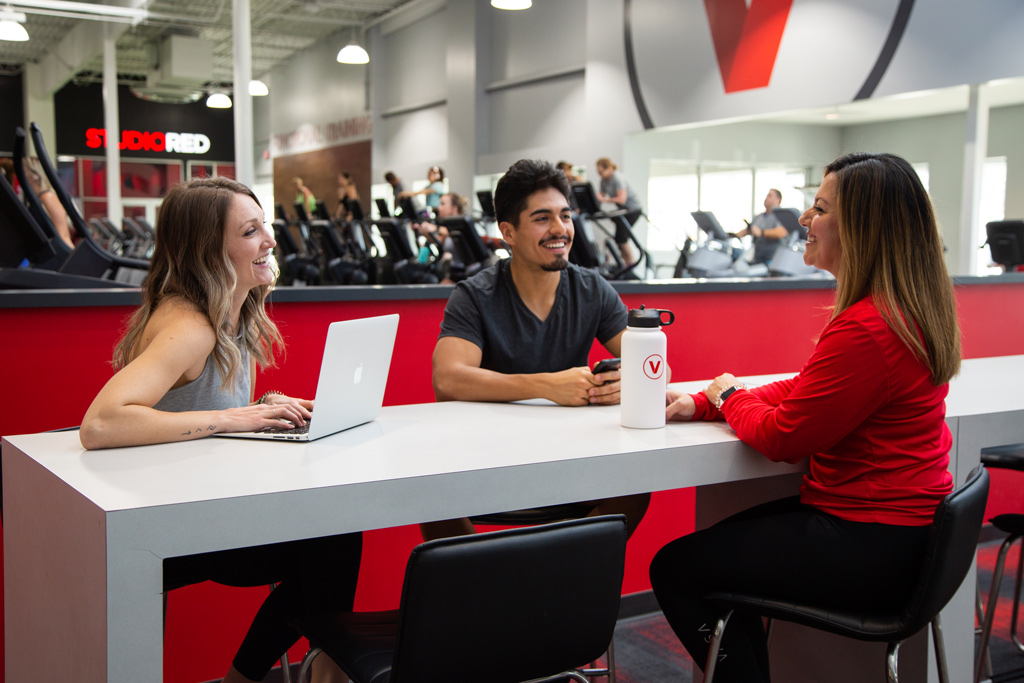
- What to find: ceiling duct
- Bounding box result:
[131,34,212,104]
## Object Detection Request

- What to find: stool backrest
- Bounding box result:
[898,466,989,639]
[390,515,627,683]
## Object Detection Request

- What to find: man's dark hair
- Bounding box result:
[494,159,571,226]
[384,171,397,183]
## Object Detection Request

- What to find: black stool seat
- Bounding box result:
[703,592,925,643]
[992,513,1024,534]
[981,445,1024,471]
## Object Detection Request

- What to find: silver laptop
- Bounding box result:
[216,314,399,441]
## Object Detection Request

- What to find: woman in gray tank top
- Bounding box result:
[81,177,359,683]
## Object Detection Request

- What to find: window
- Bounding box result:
[978,157,1007,275]
[647,170,698,251]
[646,163,807,254]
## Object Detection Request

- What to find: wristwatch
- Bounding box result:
[714,384,744,411]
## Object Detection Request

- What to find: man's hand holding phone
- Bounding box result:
[588,357,621,404]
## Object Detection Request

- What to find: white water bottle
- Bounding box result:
[620,306,675,429]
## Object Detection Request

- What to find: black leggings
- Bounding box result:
[649,497,929,683]
[614,209,642,244]
[164,532,362,681]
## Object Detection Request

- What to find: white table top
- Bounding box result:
[4,355,1022,518]
[3,400,769,513]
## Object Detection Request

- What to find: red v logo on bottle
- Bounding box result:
[648,359,661,376]
[704,0,793,93]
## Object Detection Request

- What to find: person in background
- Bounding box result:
[384,170,404,197]
[411,190,467,257]
[398,166,445,215]
[80,177,359,683]
[334,171,364,222]
[2,157,74,248]
[650,152,961,683]
[556,160,583,212]
[732,188,793,265]
[595,157,643,267]
[292,176,317,219]
[427,158,650,541]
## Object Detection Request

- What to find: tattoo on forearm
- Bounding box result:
[207,425,216,431]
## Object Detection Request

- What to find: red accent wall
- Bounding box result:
[1,281,1022,683]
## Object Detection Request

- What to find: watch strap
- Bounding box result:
[715,384,743,410]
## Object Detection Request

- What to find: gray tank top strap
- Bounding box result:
[153,344,251,413]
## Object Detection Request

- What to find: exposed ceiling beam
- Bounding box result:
[27,19,128,96]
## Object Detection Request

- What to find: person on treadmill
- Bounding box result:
[733,189,794,265]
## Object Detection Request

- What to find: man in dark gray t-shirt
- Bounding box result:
[428,159,647,541]
[439,259,626,376]
[433,159,627,407]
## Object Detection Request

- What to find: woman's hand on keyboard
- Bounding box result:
[220,400,312,433]
[259,393,314,415]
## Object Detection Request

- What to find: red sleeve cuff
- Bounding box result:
[691,391,723,421]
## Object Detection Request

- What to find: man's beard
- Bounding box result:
[541,255,569,272]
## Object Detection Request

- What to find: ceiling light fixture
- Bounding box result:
[491,0,532,9]
[248,79,269,96]
[0,9,29,41]
[337,28,368,64]
[206,92,232,109]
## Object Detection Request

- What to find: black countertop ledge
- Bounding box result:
[3,273,1023,309]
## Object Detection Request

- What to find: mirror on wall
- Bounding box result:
[626,77,1024,277]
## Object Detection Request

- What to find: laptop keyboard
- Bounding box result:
[258,419,311,435]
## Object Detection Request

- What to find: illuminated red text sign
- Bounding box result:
[85,128,212,154]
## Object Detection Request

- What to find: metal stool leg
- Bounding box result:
[931,614,950,683]
[886,641,901,683]
[280,651,292,683]
[606,637,616,683]
[703,610,733,683]
[976,534,1019,683]
[297,646,322,683]
[1012,541,1024,654]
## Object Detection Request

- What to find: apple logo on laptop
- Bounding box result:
[353,363,364,384]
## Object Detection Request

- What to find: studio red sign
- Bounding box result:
[85,128,212,155]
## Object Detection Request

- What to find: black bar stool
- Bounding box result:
[976,445,1024,683]
[702,466,989,683]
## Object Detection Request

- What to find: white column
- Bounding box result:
[103,25,122,223]
[233,0,255,188]
[958,83,989,275]
[445,0,478,198]
[22,64,56,158]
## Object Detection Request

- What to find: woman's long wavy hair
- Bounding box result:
[113,177,283,388]
[826,152,961,385]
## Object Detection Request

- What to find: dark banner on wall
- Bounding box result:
[54,83,234,162]
[0,73,25,153]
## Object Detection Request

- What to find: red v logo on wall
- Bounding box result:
[704,0,793,93]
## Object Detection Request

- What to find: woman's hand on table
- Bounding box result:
[703,373,740,408]
[666,390,696,421]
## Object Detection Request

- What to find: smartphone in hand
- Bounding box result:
[592,357,621,374]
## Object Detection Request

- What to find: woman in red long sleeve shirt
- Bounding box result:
[649,152,962,683]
